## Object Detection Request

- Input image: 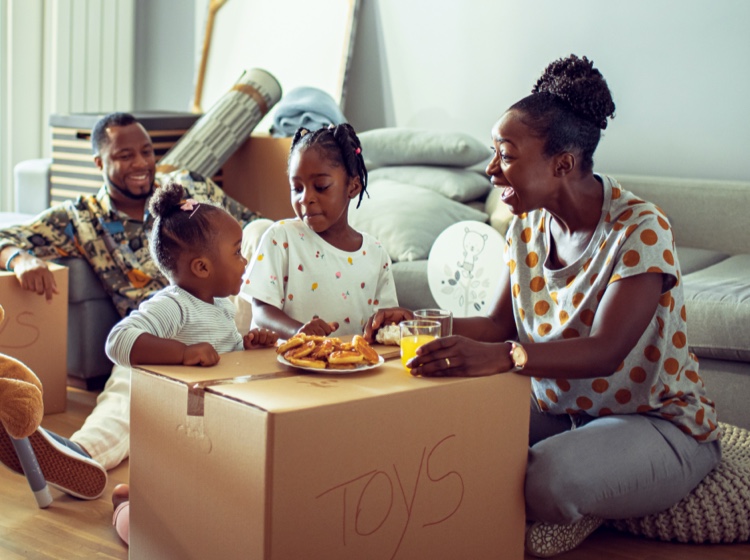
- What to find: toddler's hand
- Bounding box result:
[298,316,339,337]
[182,342,220,366]
[243,328,279,349]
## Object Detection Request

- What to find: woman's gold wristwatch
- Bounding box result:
[506,341,528,372]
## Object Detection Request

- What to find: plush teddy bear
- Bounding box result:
[0,303,52,507]
[0,303,44,439]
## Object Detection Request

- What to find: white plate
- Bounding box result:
[277,353,385,374]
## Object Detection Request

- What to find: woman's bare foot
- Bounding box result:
[112,483,129,510]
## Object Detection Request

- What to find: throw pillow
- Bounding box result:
[350,179,488,262]
[682,255,750,361]
[484,187,514,236]
[608,423,750,543]
[368,166,491,203]
[359,128,491,169]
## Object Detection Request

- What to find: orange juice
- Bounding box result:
[400,334,437,369]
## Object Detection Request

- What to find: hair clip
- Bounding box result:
[179,198,200,218]
[355,147,361,155]
[328,124,336,130]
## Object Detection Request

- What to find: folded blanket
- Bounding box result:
[270,86,347,137]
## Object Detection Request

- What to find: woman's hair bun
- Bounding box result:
[149,182,186,219]
[532,54,615,129]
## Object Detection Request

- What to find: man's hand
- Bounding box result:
[182,342,220,366]
[14,254,59,301]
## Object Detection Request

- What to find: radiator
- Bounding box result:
[48,0,135,114]
[47,0,135,204]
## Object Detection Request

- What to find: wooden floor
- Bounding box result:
[1,387,748,560]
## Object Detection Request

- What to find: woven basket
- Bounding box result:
[609,423,750,543]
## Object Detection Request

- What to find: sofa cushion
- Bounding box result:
[368,166,491,202]
[617,174,750,256]
[683,255,750,361]
[391,260,438,310]
[350,179,488,262]
[359,128,490,169]
[55,257,109,303]
[484,187,514,236]
[677,247,730,275]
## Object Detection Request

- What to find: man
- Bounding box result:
[0,112,270,499]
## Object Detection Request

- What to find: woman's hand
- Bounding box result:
[407,335,511,377]
[243,328,279,349]
[363,307,414,343]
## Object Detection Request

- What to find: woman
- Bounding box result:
[365,54,721,558]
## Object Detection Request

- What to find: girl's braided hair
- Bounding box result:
[510,54,616,173]
[288,123,369,208]
[148,181,224,278]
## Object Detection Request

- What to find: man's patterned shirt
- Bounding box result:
[0,170,260,317]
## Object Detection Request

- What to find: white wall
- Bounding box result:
[134,0,195,111]
[344,0,750,181]
[155,0,749,182]
[3,0,748,214]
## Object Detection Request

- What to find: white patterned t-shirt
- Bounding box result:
[505,174,719,443]
[242,219,399,336]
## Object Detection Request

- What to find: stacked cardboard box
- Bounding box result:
[0,264,68,414]
[221,134,293,221]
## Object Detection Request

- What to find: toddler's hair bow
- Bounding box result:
[179,198,200,218]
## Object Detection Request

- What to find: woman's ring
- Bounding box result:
[445,357,451,368]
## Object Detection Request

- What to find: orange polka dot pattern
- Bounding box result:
[504,175,718,443]
[242,220,398,335]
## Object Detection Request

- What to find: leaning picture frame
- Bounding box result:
[195,0,361,132]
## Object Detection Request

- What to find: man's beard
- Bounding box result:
[106,177,155,200]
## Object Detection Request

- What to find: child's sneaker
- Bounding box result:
[0,426,107,499]
[525,515,603,558]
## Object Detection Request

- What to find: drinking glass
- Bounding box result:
[400,319,441,371]
[413,308,453,337]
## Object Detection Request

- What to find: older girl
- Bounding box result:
[242,124,398,339]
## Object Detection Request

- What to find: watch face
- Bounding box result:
[512,344,527,367]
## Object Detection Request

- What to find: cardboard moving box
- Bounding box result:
[0,264,68,414]
[221,134,293,221]
[131,348,530,559]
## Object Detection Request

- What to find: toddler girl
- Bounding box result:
[241,124,398,339]
[105,181,278,544]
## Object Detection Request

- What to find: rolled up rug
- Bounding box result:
[157,67,282,179]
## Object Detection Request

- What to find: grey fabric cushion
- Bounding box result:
[368,166,491,202]
[683,255,750,361]
[484,187,514,236]
[677,247,730,275]
[391,260,437,310]
[350,179,488,262]
[57,257,109,303]
[359,128,491,169]
[698,359,750,430]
